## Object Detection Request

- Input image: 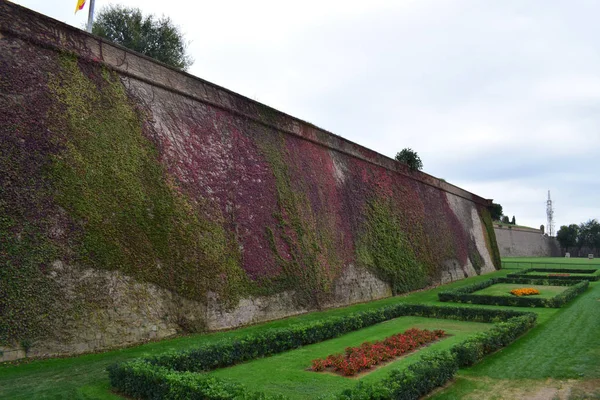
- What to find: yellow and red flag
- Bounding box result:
[75,0,86,13]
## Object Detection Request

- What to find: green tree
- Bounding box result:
[395,148,423,171]
[556,224,579,253]
[579,219,600,255]
[511,215,516,225]
[540,224,545,234]
[501,216,510,224]
[489,202,503,221]
[92,5,193,70]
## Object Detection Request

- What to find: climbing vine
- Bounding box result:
[47,55,245,304]
[0,52,66,345]
[256,132,342,307]
[479,206,501,269]
[356,196,427,295]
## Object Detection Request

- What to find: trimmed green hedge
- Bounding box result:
[142,304,529,373]
[106,360,283,400]
[438,277,589,307]
[507,268,600,282]
[326,313,537,399]
[109,304,537,400]
[331,350,458,400]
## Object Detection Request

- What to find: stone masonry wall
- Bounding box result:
[494,225,561,257]
[0,1,500,362]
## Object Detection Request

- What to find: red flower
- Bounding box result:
[310,328,446,376]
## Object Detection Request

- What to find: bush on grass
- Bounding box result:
[109,304,537,400]
[438,278,589,308]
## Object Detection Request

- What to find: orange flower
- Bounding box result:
[510,288,540,297]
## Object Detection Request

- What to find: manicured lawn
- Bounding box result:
[429,279,600,399]
[523,271,596,276]
[502,256,600,270]
[473,283,567,299]
[209,317,492,399]
[1,257,597,400]
[0,270,511,400]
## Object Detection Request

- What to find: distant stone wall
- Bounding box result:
[494,224,560,257]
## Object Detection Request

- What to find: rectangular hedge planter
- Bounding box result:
[507,268,600,282]
[108,304,537,400]
[438,277,589,307]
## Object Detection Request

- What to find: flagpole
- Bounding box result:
[86,0,95,32]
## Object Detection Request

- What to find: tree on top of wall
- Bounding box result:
[92,5,193,70]
[489,203,503,221]
[511,216,516,225]
[395,148,423,171]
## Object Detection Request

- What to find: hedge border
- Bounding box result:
[438,277,589,307]
[330,313,536,399]
[507,268,600,282]
[108,304,537,400]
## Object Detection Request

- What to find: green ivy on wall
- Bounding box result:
[356,197,427,295]
[479,206,502,269]
[47,55,247,308]
[257,132,342,307]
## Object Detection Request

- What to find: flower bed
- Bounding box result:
[507,268,600,282]
[510,288,540,297]
[310,328,446,376]
[109,305,537,400]
[438,277,588,307]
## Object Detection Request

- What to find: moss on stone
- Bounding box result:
[467,239,484,274]
[47,55,246,306]
[479,206,501,270]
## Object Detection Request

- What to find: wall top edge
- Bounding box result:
[0,0,491,207]
[494,224,543,234]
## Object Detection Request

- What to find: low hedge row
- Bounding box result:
[109,304,537,400]
[438,277,589,307]
[328,313,536,399]
[331,350,458,400]
[142,304,528,373]
[106,360,284,400]
[507,268,600,282]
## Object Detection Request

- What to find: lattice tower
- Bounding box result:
[546,190,554,236]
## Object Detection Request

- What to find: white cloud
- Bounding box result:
[11,0,600,231]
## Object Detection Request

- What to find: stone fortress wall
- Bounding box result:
[0,1,501,362]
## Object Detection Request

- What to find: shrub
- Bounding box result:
[333,350,458,400]
[139,304,529,373]
[107,360,283,399]
[332,313,535,399]
[507,268,600,282]
[109,304,537,400]
[394,148,423,171]
[438,278,588,308]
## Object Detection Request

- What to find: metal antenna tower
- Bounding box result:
[546,190,554,236]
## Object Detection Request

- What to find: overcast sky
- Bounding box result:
[11,0,600,232]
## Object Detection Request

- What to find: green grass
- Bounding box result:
[1,258,597,399]
[494,222,536,229]
[429,279,600,399]
[209,317,491,399]
[502,256,600,270]
[522,271,596,276]
[0,270,509,400]
[473,283,567,299]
